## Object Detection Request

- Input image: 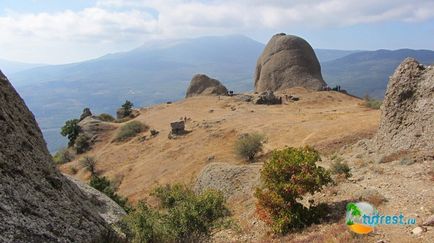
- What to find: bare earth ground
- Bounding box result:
[60,88,433,242]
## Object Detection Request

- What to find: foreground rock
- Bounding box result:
[0,70,119,242]
[186,74,228,98]
[65,175,126,226]
[376,58,434,153]
[254,33,326,92]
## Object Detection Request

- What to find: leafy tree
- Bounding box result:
[80,156,96,175]
[255,146,332,234]
[122,100,134,117]
[61,119,80,147]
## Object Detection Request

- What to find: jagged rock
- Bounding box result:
[254,33,326,92]
[254,90,282,105]
[194,163,260,200]
[78,116,115,143]
[79,107,92,121]
[0,70,119,242]
[422,214,434,226]
[186,74,228,98]
[376,58,434,153]
[116,108,140,120]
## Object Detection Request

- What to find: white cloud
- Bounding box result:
[1,0,434,63]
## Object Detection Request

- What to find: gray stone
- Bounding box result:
[376,58,434,153]
[186,74,228,98]
[254,90,282,105]
[254,33,326,92]
[0,70,119,242]
[79,107,92,121]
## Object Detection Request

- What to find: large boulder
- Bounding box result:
[376,58,434,153]
[185,74,228,98]
[0,70,119,242]
[254,33,326,92]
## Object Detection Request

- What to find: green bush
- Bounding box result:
[97,113,115,122]
[363,95,382,110]
[52,148,74,164]
[90,175,131,212]
[80,156,96,175]
[330,160,351,178]
[255,147,332,234]
[235,133,265,161]
[124,184,228,242]
[114,121,148,142]
[74,134,91,154]
[61,119,81,147]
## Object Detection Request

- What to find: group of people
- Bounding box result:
[322,85,342,92]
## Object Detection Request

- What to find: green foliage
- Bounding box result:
[52,148,74,164]
[124,184,228,242]
[80,156,96,175]
[89,175,131,212]
[255,146,332,234]
[61,119,80,147]
[114,121,148,142]
[330,159,351,178]
[97,113,115,122]
[235,133,265,161]
[122,100,134,117]
[74,134,91,154]
[363,95,382,109]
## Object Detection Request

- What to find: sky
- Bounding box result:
[1,0,434,64]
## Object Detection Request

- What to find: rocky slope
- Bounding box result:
[0,70,121,242]
[254,33,326,92]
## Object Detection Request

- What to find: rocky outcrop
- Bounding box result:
[194,163,260,201]
[79,108,92,121]
[254,90,282,105]
[254,33,326,92]
[185,74,228,98]
[78,116,115,144]
[376,58,434,153]
[0,70,118,242]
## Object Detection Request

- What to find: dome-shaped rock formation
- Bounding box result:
[0,70,119,242]
[376,58,434,153]
[254,33,326,92]
[185,74,228,98]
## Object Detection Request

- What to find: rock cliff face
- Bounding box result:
[0,70,117,242]
[376,58,434,153]
[254,33,326,92]
[186,74,228,98]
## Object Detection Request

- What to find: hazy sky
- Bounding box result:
[1,0,434,64]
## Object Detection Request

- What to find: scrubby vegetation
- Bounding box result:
[235,133,265,161]
[97,113,115,122]
[363,95,382,109]
[89,175,131,212]
[330,155,351,178]
[255,146,332,234]
[52,148,74,164]
[80,156,97,175]
[61,119,81,146]
[74,134,91,154]
[114,121,148,142]
[123,184,228,242]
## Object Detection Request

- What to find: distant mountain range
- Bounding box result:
[0,59,44,76]
[3,35,434,152]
